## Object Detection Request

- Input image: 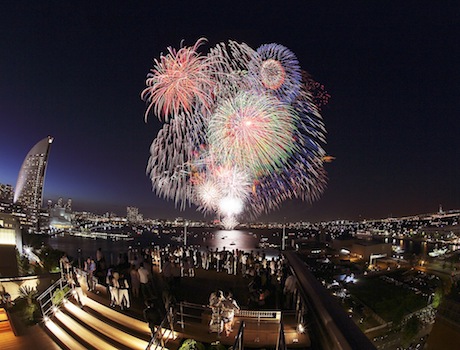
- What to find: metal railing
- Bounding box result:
[284,251,376,350]
[236,309,281,325]
[232,321,245,350]
[36,276,71,319]
[145,308,176,350]
[176,301,282,328]
[276,322,287,350]
[230,320,287,350]
[177,301,207,328]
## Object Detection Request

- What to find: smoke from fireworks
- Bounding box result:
[142,38,329,229]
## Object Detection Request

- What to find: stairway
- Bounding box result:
[0,307,12,333]
[43,295,177,350]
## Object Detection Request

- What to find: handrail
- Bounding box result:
[284,251,376,350]
[276,322,287,350]
[37,273,72,318]
[232,321,245,350]
[236,309,281,323]
[145,309,175,350]
[178,301,281,321]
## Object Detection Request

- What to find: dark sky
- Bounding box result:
[1,1,459,222]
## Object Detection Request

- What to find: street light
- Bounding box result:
[282,218,286,251]
[183,220,188,246]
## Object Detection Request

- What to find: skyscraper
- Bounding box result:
[14,136,53,226]
[127,206,140,223]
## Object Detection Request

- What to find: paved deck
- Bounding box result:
[85,266,310,348]
[1,307,60,350]
[3,265,310,349]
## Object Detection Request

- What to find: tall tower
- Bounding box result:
[14,136,53,226]
[127,206,139,223]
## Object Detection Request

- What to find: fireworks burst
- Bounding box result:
[208,92,298,176]
[249,43,302,103]
[142,38,214,121]
[142,39,329,229]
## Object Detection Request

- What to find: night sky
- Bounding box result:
[1,1,459,222]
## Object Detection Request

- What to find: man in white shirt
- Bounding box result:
[138,262,151,299]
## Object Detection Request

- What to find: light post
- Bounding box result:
[183,220,188,247]
[282,218,286,251]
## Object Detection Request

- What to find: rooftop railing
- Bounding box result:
[284,250,376,350]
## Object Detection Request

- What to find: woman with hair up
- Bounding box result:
[208,290,224,334]
[221,291,240,336]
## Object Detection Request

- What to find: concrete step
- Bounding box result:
[62,300,149,349]
[43,296,176,350]
[54,308,118,350]
[44,317,89,350]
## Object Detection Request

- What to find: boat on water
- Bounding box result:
[68,230,133,241]
[428,247,449,257]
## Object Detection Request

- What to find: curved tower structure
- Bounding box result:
[14,136,53,224]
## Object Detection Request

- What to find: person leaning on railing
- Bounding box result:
[221,291,240,337]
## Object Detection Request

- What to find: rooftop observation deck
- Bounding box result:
[3,250,375,349]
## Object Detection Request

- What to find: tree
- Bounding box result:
[401,316,420,348]
[432,287,443,308]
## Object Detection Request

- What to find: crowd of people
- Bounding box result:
[156,245,296,310]
[61,244,298,338]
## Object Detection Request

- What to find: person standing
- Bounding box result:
[69,271,84,306]
[283,273,296,309]
[208,290,224,334]
[171,260,181,296]
[84,258,96,291]
[138,263,151,300]
[117,272,130,310]
[96,247,104,263]
[107,269,119,307]
[143,299,162,337]
[162,256,172,288]
[60,253,71,279]
[130,265,140,299]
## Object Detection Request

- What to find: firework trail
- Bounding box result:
[142,38,329,229]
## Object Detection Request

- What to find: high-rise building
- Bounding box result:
[127,206,140,223]
[0,183,14,212]
[14,136,53,227]
[0,212,22,276]
[0,183,13,203]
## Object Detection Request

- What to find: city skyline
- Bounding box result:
[1,2,459,222]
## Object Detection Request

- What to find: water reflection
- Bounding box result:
[23,228,282,263]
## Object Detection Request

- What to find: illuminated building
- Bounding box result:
[49,198,73,230]
[127,206,141,223]
[13,136,53,227]
[0,213,22,276]
[0,183,13,203]
[0,183,14,212]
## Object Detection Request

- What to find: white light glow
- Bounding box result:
[297,323,305,334]
[219,196,243,216]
